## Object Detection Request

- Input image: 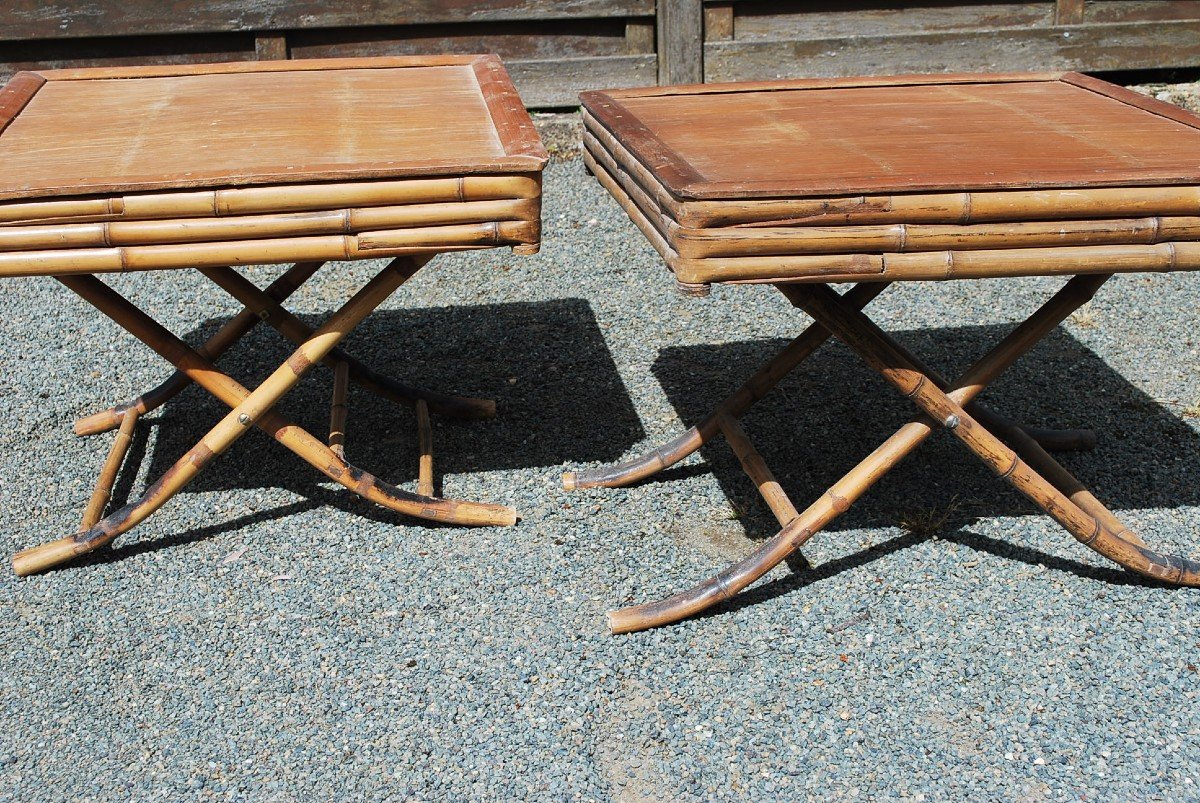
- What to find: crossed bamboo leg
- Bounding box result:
[13,257,516,576]
[74,261,494,437]
[572,274,1198,633]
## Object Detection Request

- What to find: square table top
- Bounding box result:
[0,55,546,202]
[580,73,1200,200]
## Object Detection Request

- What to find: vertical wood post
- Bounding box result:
[704,3,734,42]
[657,0,704,85]
[625,20,655,54]
[1055,0,1085,25]
[255,34,288,61]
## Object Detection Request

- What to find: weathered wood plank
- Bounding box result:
[706,21,1200,82]
[1056,0,1086,24]
[0,34,254,82]
[1086,1,1200,22]
[506,55,656,107]
[730,2,1056,41]
[657,0,703,84]
[254,34,287,60]
[288,22,633,61]
[703,3,734,42]
[624,20,655,54]
[0,1,655,42]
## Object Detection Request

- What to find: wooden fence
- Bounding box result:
[2,2,1198,108]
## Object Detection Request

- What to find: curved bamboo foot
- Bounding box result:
[564,426,707,491]
[11,450,516,576]
[608,491,841,634]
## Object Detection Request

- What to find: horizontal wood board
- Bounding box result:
[0,56,547,202]
[582,73,1200,200]
[0,1,655,41]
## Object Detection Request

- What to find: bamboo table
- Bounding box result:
[569,72,1200,633]
[0,56,546,575]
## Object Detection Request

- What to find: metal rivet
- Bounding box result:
[944,414,960,430]
[237,413,251,426]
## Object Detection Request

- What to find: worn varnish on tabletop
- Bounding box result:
[582,73,1200,198]
[580,72,1200,288]
[0,55,545,201]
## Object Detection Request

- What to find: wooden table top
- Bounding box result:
[0,56,546,202]
[581,73,1200,200]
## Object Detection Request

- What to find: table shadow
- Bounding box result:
[650,324,1200,552]
[128,297,640,495]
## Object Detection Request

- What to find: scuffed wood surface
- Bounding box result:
[0,57,547,200]
[706,21,1200,82]
[0,1,654,40]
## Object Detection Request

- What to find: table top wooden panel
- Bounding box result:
[581,73,1200,199]
[0,56,546,202]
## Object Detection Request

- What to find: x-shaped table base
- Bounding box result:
[565,274,1200,633]
[13,257,516,576]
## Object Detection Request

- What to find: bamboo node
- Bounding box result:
[286,351,312,376]
[1084,516,1102,546]
[999,454,1020,480]
[714,570,734,601]
[826,491,850,514]
[903,374,927,399]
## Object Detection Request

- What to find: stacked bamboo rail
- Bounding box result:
[0,176,543,277]
[580,73,1200,295]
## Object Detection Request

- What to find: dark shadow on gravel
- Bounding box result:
[72,485,422,570]
[134,298,639,493]
[651,324,1200,551]
[687,523,1171,625]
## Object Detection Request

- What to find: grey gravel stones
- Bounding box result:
[1,152,1199,801]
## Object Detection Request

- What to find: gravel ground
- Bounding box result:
[3,118,1200,801]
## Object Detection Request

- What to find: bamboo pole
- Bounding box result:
[57,264,512,532]
[195,266,497,420]
[416,400,434,497]
[792,282,1200,587]
[694,242,1200,287]
[0,221,539,278]
[0,175,541,225]
[79,409,139,530]
[329,361,350,460]
[563,282,889,491]
[717,414,799,527]
[670,217,1200,259]
[608,274,1110,633]
[12,257,516,576]
[0,199,538,251]
[74,261,324,436]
